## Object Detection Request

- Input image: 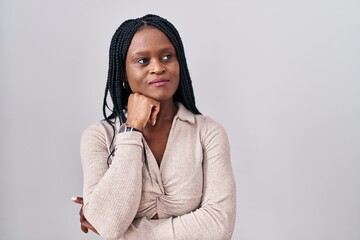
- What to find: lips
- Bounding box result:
[149,78,170,87]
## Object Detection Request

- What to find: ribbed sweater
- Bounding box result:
[80,103,236,240]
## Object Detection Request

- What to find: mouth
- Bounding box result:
[149,78,170,87]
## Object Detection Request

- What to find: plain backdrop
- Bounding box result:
[1,0,359,239]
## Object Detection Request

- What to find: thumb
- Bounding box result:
[71,196,84,205]
[150,102,160,125]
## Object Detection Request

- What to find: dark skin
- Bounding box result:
[73,27,180,233]
[72,197,98,234]
[124,26,180,167]
[143,103,177,167]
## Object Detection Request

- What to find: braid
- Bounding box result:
[103,14,200,124]
[101,14,201,167]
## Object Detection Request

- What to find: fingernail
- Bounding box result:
[71,197,77,201]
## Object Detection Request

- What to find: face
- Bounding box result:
[125,27,180,102]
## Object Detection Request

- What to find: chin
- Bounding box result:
[150,94,174,102]
[154,96,174,103]
[143,90,176,102]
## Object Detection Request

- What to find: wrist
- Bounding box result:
[125,121,144,132]
[119,123,142,133]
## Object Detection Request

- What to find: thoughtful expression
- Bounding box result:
[125,27,180,102]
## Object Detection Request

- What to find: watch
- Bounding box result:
[119,123,141,133]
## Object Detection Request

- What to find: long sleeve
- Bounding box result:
[121,118,236,240]
[80,122,144,239]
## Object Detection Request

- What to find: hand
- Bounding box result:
[126,93,160,131]
[71,197,99,235]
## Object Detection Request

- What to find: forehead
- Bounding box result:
[127,27,175,54]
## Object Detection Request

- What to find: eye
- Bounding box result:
[161,54,173,62]
[137,58,149,64]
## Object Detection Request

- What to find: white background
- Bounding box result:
[1,0,359,239]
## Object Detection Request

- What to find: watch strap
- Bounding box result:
[119,123,141,133]
[125,126,141,133]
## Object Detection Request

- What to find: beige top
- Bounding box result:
[80,103,236,240]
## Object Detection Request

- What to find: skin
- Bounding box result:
[72,197,98,234]
[73,26,180,234]
[125,26,179,165]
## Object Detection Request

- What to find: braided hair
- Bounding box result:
[103,14,200,125]
[102,14,201,166]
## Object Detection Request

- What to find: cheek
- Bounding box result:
[171,62,180,80]
[126,67,144,86]
[175,66,180,86]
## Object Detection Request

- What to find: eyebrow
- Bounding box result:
[131,47,176,57]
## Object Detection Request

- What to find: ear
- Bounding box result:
[121,71,130,90]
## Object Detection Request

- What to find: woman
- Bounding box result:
[73,14,236,239]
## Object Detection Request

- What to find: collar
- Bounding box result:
[174,102,195,124]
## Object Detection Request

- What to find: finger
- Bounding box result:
[80,213,89,233]
[80,214,87,222]
[71,196,83,204]
[82,220,99,234]
[81,224,88,234]
[79,211,99,235]
[79,206,83,216]
[150,102,160,125]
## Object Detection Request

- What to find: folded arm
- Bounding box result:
[122,119,236,240]
[80,123,143,239]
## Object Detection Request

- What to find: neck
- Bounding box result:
[154,100,177,125]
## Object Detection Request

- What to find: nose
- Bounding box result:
[150,60,166,74]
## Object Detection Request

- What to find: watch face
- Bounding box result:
[119,123,127,133]
[119,123,140,133]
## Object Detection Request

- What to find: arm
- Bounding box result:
[80,123,143,239]
[123,119,236,240]
[81,93,160,239]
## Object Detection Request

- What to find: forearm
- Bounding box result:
[121,192,236,240]
[81,127,144,239]
[121,118,237,240]
[123,154,236,239]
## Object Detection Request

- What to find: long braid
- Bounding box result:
[101,14,201,167]
[103,14,201,123]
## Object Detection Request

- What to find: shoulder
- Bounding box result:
[80,119,118,147]
[176,103,226,132]
[176,102,228,138]
[194,114,229,146]
[195,114,226,132]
